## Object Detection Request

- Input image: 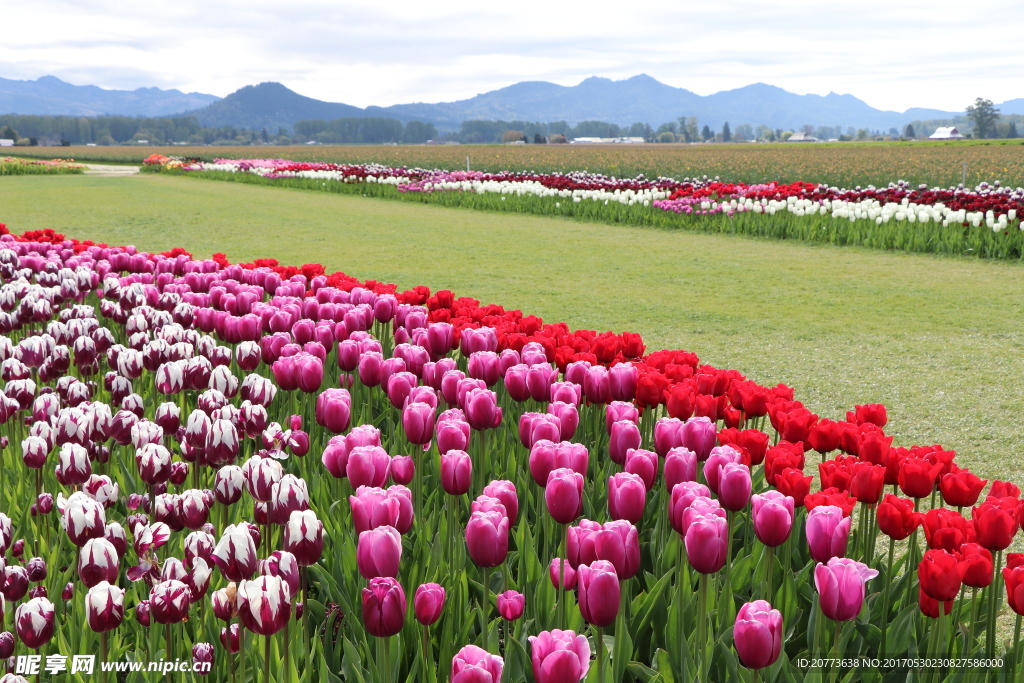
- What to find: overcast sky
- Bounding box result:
[3,0,1021,113]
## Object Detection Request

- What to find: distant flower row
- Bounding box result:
[145,155,1024,232]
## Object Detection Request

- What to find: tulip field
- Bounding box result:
[0,159,84,177]
[143,157,1024,260]
[0,222,1021,683]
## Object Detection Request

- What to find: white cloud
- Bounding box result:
[0,0,1020,112]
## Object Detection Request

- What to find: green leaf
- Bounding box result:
[627,661,662,683]
[888,605,917,656]
[655,649,675,683]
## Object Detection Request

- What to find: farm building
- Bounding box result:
[929,127,965,140]
[0,139,13,147]
[569,137,646,144]
[786,133,818,142]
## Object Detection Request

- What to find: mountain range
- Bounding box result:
[3,74,1023,133]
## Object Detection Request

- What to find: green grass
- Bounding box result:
[3,173,1024,484]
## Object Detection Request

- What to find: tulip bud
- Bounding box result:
[496,590,525,621]
[607,472,646,524]
[814,558,878,621]
[529,629,590,683]
[212,524,258,582]
[282,509,324,566]
[413,583,446,626]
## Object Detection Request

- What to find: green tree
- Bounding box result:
[701,125,712,141]
[0,125,17,141]
[1009,122,1019,139]
[966,98,999,139]
[77,117,91,144]
[903,124,915,139]
[722,122,731,142]
[260,128,269,142]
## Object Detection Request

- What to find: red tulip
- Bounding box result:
[919,586,954,618]
[918,549,964,601]
[940,468,988,508]
[923,508,971,551]
[1004,563,1024,616]
[807,419,843,454]
[775,468,812,508]
[898,457,943,499]
[848,462,885,505]
[876,494,921,540]
[972,500,1018,551]
[959,543,994,588]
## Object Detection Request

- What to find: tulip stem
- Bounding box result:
[677,540,687,675]
[830,620,841,683]
[481,566,491,651]
[1012,613,1022,682]
[264,633,271,683]
[879,536,896,658]
[765,546,774,601]
[595,625,605,683]
[987,550,1004,659]
[99,634,107,683]
[967,587,978,655]
[382,635,392,683]
[283,619,291,683]
[559,524,567,630]
[696,572,709,683]
[239,626,246,683]
[422,624,431,681]
[165,624,172,683]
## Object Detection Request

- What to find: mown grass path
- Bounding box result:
[3,173,1023,482]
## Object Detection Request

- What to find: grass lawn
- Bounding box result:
[3,173,1024,484]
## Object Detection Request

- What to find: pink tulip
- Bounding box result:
[451,644,504,683]
[464,388,502,431]
[734,600,784,669]
[350,486,413,534]
[583,366,611,404]
[503,364,530,402]
[549,558,577,589]
[717,463,752,512]
[567,519,640,579]
[527,364,557,401]
[551,381,582,407]
[654,418,683,458]
[362,577,407,638]
[624,448,658,491]
[684,511,728,574]
[402,401,436,446]
[806,505,851,564]
[682,416,717,461]
[436,416,470,455]
[496,590,525,621]
[751,491,795,547]
[529,441,588,486]
[357,526,402,579]
[608,364,638,401]
[465,510,509,568]
[441,451,473,496]
[468,351,501,387]
[519,413,562,448]
[703,445,743,494]
[814,558,878,621]
[390,456,415,486]
[546,468,584,524]
[346,446,391,488]
[315,388,352,434]
[482,480,518,525]
[414,583,446,626]
[577,560,620,627]
[608,420,641,466]
[529,630,590,683]
[664,447,698,493]
[607,472,646,523]
[605,401,639,432]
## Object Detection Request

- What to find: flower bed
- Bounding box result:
[0,157,85,176]
[0,222,1020,682]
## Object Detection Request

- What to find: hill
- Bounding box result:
[0,76,218,117]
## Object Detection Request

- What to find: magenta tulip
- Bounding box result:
[734,600,784,669]
[465,510,509,568]
[482,480,518,525]
[357,526,402,579]
[607,472,646,523]
[751,491,795,547]
[806,505,852,564]
[315,388,352,434]
[451,644,504,683]
[624,448,658,491]
[496,590,525,621]
[441,451,473,496]
[814,557,878,621]
[529,629,590,683]
[717,462,752,512]
[414,583,446,626]
[684,511,728,574]
[577,560,620,627]
[546,468,584,524]
[549,558,577,589]
[608,420,641,466]
[362,577,406,638]
[664,447,698,493]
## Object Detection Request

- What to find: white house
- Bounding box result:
[0,139,13,147]
[929,127,964,140]
[569,137,646,144]
[786,133,818,142]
